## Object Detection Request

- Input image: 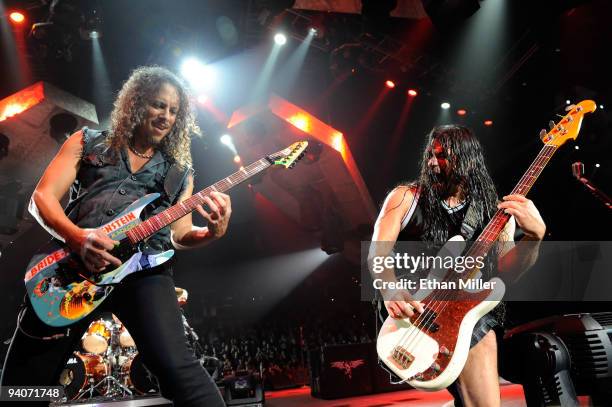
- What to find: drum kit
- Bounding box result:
[58,287,190,401]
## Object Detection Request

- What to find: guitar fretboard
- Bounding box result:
[463,144,558,275]
[125,158,272,244]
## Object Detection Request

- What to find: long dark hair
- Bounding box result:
[417,125,498,245]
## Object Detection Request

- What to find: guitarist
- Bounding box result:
[1,67,230,406]
[372,125,546,407]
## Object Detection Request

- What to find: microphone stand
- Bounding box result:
[572,162,611,209]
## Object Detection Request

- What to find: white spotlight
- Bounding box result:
[600,104,604,109]
[595,163,600,168]
[441,102,451,110]
[220,134,232,146]
[566,99,571,105]
[274,33,287,45]
[181,58,216,91]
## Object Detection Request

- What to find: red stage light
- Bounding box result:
[9,12,25,24]
[457,109,467,116]
[484,120,493,126]
[385,80,395,89]
[407,89,418,97]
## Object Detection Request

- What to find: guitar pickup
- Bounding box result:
[391,345,414,369]
[416,308,439,333]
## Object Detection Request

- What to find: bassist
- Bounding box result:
[371,125,546,407]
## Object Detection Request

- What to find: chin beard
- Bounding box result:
[146,133,164,146]
[429,172,456,198]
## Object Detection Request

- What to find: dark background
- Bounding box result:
[0,0,610,347]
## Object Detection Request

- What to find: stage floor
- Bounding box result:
[265,384,592,407]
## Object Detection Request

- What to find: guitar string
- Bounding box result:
[127,159,271,243]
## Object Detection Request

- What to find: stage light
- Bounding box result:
[197,95,208,104]
[441,102,451,109]
[600,104,604,109]
[274,33,287,45]
[575,145,579,150]
[79,5,103,40]
[407,89,418,97]
[484,120,493,126]
[9,12,25,24]
[220,134,232,146]
[566,100,571,105]
[181,58,216,91]
[233,155,241,164]
[309,27,318,36]
[457,109,467,116]
[287,113,310,132]
[385,80,395,89]
[595,163,600,168]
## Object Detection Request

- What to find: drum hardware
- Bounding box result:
[60,288,199,401]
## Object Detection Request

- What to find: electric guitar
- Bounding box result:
[376,101,596,390]
[25,141,308,327]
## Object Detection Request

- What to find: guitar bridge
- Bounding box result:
[391,345,414,369]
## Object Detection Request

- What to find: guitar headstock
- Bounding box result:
[269,141,309,169]
[540,100,597,147]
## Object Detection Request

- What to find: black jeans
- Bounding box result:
[1,266,224,407]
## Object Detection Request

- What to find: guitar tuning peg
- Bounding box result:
[548,120,556,130]
[539,129,547,140]
[565,104,576,112]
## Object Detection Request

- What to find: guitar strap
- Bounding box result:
[459,200,479,241]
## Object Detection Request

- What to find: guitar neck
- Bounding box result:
[466,144,558,260]
[127,157,272,243]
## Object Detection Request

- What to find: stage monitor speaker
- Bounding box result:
[221,371,265,406]
[310,343,373,399]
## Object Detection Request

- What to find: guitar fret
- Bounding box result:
[126,157,273,244]
[471,145,558,251]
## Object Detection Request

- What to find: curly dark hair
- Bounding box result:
[107,66,199,169]
[416,125,499,245]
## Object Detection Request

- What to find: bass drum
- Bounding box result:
[121,352,159,394]
[59,352,108,400]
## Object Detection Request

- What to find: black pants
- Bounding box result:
[1,266,224,407]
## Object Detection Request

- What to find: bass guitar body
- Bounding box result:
[376,236,505,390]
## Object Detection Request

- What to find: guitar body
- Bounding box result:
[376,235,505,391]
[24,193,174,327]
